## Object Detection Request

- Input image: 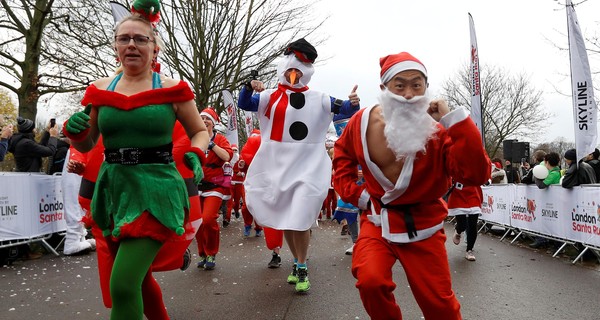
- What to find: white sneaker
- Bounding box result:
[465,250,476,261]
[345,245,354,255]
[452,231,461,245]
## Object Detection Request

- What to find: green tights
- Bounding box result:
[110,237,163,320]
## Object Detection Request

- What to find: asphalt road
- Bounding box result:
[1,219,599,320]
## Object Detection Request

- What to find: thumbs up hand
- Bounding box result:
[348,85,360,107]
[65,104,92,134]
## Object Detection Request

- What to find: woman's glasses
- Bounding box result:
[115,35,155,46]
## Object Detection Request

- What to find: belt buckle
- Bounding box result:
[119,147,140,165]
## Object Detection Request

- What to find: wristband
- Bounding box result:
[208,141,215,150]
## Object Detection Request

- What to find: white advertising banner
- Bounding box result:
[565,186,600,247]
[222,90,239,147]
[481,184,599,247]
[0,173,66,241]
[481,184,512,226]
[566,0,598,161]
[468,13,484,145]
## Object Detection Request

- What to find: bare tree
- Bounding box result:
[0,0,117,121]
[441,64,550,158]
[159,0,326,141]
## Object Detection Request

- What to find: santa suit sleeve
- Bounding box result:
[440,108,491,186]
[333,109,370,210]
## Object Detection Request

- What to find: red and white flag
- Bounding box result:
[222,90,239,146]
[567,0,597,161]
[244,111,254,137]
[469,13,484,146]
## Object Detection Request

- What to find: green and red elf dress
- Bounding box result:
[77,72,195,242]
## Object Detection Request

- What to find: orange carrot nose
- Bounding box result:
[289,70,297,85]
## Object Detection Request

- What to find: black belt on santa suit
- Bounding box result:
[375,199,418,239]
[104,143,173,165]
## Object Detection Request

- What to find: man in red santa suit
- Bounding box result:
[333,52,490,319]
[195,107,233,270]
[447,182,484,261]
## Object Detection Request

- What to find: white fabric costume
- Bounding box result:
[244,55,332,230]
[62,149,96,255]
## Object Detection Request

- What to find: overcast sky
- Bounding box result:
[308,0,600,145]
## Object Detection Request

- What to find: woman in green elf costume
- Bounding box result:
[63,1,209,319]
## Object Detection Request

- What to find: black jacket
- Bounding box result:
[585,159,600,182]
[562,161,597,188]
[7,132,57,172]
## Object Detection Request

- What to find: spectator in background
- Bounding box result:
[48,134,71,174]
[8,117,59,172]
[504,159,521,183]
[584,148,600,182]
[520,161,530,179]
[521,150,546,185]
[535,152,561,189]
[562,148,596,188]
[0,118,13,162]
[491,159,507,184]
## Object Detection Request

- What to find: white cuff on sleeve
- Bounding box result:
[439,106,468,129]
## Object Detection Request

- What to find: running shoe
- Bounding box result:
[287,264,299,284]
[295,267,310,292]
[204,255,216,270]
[268,252,281,268]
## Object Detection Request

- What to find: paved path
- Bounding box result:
[1,219,599,319]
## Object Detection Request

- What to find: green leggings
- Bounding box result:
[110,237,163,320]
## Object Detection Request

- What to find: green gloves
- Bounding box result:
[66,104,92,134]
[184,152,204,185]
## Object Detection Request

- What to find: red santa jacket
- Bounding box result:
[202,133,233,187]
[447,184,483,217]
[231,160,247,185]
[333,106,490,243]
[240,130,261,166]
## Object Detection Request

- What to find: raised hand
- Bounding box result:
[65,104,92,134]
[348,85,360,106]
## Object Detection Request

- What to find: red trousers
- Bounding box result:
[196,195,222,257]
[226,183,245,216]
[263,227,284,250]
[352,218,461,320]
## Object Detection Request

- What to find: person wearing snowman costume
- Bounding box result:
[237,38,360,292]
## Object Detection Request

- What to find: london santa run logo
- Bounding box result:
[38,193,64,223]
[571,201,600,236]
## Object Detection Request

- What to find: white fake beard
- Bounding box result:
[379,89,439,160]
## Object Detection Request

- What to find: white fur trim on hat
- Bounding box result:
[381,60,427,84]
[201,110,218,124]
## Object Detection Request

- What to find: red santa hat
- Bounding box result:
[379,52,427,84]
[200,108,220,124]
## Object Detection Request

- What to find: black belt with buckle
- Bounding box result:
[104,143,173,165]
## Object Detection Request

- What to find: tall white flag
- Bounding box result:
[222,90,239,147]
[244,111,254,137]
[567,0,597,161]
[469,13,484,146]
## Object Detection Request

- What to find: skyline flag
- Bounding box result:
[566,0,597,162]
[468,13,484,146]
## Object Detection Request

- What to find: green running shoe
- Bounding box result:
[295,267,310,292]
[204,255,216,270]
[287,264,299,284]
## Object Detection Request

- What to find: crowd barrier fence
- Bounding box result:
[0,173,66,256]
[479,184,600,264]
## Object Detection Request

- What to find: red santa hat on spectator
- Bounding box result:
[379,52,427,84]
[200,108,220,125]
